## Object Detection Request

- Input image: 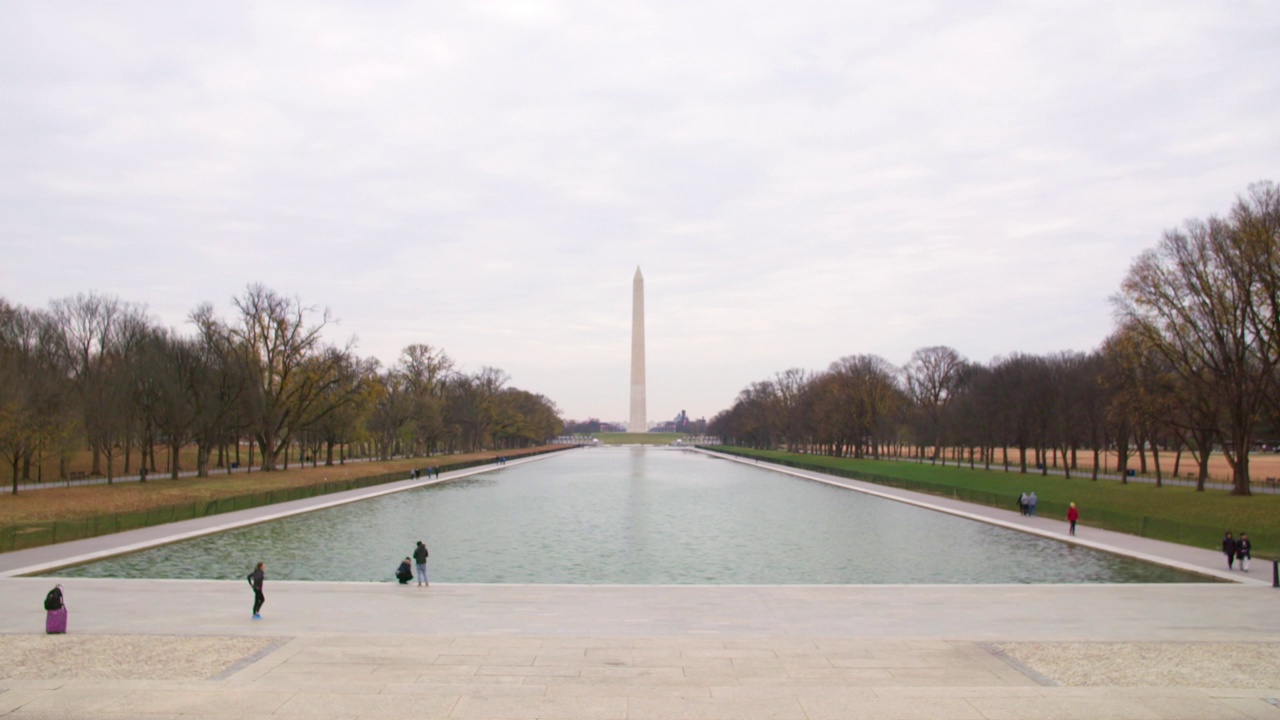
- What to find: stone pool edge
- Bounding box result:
[696,449,1263,586]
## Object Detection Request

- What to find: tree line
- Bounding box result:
[0,284,563,492]
[709,181,1280,497]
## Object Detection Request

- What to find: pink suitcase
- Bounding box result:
[46,607,67,634]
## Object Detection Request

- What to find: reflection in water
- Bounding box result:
[52,448,1209,585]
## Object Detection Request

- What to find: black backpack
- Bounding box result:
[44,587,63,611]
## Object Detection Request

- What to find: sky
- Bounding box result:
[2,1,1278,425]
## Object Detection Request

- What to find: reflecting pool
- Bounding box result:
[51,447,1208,584]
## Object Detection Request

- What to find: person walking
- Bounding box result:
[1018,493,1028,516]
[1237,533,1252,572]
[413,541,429,587]
[247,562,266,619]
[1066,503,1079,536]
[1027,492,1038,517]
[1222,532,1237,571]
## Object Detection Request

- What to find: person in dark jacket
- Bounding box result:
[413,541,429,587]
[1222,532,1237,570]
[396,557,414,584]
[248,562,266,618]
[1237,533,1252,572]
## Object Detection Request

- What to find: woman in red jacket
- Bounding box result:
[1066,503,1079,536]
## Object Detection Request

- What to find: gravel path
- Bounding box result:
[0,634,286,681]
[994,641,1280,688]
[7,634,1278,689]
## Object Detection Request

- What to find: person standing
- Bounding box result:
[1018,493,1028,516]
[1066,503,1079,536]
[413,541,429,587]
[1237,533,1252,572]
[1222,532,1237,571]
[1027,492,1038,517]
[247,562,266,619]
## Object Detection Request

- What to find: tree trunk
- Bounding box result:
[197,444,211,477]
[1223,424,1253,496]
[170,440,182,479]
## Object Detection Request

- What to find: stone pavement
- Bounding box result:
[1,449,1279,719]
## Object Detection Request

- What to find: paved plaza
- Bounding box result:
[1,451,1278,719]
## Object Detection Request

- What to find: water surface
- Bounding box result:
[52,448,1206,584]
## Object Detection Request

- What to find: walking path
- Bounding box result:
[1,448,1278,719]
[9,455,395,493]
[889,454,1280,494]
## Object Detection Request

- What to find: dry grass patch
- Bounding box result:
[0,448,557,526]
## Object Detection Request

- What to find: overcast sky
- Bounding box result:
[2,2,1277,425]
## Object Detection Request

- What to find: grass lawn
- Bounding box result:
[712,447,1280,558]
[592,432,686,445]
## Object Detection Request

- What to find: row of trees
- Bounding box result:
[0,284,563,492]
[710,181,1280,496]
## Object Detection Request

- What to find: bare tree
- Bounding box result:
[48,294,152,483]
[443,366,511,452]
[826,355,903,459]
[367,364,414,459]
[228,285,356,471]
[0,302,74,492]
[399,344,453,455]
[903,346,968,463]
[772,368,813,453]
[1118,214,1271,495]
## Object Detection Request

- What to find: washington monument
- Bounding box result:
[629,267,647,432]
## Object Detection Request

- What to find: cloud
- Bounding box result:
[1,0,1278,422]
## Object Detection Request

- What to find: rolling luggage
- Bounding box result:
[46,607,67,634]
[44,585,67,634]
